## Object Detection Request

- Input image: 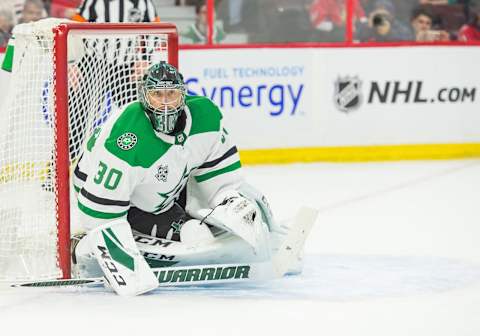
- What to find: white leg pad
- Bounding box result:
[88,218,158,296]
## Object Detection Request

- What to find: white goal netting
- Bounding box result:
[0,19,176,281]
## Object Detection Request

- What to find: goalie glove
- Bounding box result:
[195,196,271,259]
[88,218,158,296]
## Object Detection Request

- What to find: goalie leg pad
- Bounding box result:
[88,218,158,296]
[179,219,215,244]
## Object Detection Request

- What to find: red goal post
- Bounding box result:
[0,21,178,281]
[55,23,178,280]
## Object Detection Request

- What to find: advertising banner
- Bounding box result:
[180,47,480,159]
[318,47,480,146]
[179,49,316,149]
[0,45,478,163]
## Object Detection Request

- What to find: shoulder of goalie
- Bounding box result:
[87,218,158,296]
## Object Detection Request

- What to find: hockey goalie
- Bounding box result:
[71,61,317,296]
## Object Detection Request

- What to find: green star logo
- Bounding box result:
[117,132,137,150]
[171,221,183,234]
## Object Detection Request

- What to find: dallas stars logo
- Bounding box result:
[171,220,184,234]
[175,132,187,146]
[117,132,137,150]
[154,165,196,212]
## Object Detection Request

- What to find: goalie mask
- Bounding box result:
[138,62,186,134]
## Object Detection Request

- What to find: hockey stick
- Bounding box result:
[11,261,276,288]
[12,207,318,290]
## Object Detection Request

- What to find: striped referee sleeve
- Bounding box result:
[73,0,95,22]
[144,0,160,22]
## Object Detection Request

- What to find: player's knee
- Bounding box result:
[180,219,215,244]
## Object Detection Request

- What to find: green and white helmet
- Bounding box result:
[138,62,186,134]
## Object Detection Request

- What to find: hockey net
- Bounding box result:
[0,19,178,281]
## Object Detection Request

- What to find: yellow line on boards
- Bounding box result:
[1,143,480,183]
[239,143,480,165]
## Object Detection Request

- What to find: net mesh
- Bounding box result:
[0,19,173,281]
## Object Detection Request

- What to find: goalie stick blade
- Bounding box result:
[272,206,319,277]
[11,278,105,288]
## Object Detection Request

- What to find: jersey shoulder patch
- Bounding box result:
[186,95,223,136]
[104,102,172,168]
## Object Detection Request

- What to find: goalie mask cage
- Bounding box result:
[0,20,178,281]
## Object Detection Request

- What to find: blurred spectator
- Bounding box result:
[216,0,244,31]
[226,0,244,29]
[458,2,480,40]
[181,1,226,43]
[310,0,367,42]
[50,0,82,19]
[240,0,270,43]
[357,0,411,41]
[9,0,48,23]
[410,6,450,41]
[272,3,313,42]
[240,0,312,43]
[0,9,13,48]
[19,0,46,23]
[72,0,159,22]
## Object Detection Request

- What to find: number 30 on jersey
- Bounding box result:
[94,161,123,190]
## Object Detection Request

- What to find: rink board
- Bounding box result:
[179,46,480,163]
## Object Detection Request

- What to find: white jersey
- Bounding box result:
[73,96,243,229]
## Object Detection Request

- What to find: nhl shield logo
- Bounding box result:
[155,164,169,182]
[334,76,363,113]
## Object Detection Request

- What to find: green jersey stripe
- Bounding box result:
[194,161,241,183]
[78,201,128,219]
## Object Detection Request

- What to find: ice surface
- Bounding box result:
[2,160,480,336]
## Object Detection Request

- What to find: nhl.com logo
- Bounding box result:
[334,76,363,113]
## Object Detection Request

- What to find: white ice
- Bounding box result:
[2,160,480,336]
